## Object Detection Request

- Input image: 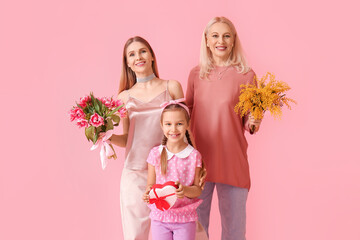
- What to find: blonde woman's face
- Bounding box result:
[206,22,234,64]
[126,41,154,77]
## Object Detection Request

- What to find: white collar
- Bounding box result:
[158,145,194,160]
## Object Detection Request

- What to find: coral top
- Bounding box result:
[186,66,255,189]
[147,145,203,223]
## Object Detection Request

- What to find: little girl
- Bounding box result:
[143,99,203,240]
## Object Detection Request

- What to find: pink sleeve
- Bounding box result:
[186,67,196,115]
[195,151,202,168]
[248,69,256,86]
[146,148,157,166]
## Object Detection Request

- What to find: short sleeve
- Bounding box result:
[195,151,202,168]
[246,69,256,86]
[146,147,158,166]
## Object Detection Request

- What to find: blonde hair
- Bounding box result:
[199,16,250,79]
[118,36,159,93]
[159,103,204,175]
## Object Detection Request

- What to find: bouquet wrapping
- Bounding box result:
[69,93,127,169]
[234,72,296,133]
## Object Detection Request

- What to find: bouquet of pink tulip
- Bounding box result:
[69,93,127,169]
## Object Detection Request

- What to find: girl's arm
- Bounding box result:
[176,167,202,199]
[143,164,156,203]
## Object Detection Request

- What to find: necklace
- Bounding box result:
[216,66,230,80]
[136,73,155,83]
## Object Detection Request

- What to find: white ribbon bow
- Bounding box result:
[90,130,115,170]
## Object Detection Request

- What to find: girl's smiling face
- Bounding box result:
[161,110,189,145]
[206,22,234,64]
[126,41,154,77]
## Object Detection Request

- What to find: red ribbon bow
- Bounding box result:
[149,181,178,211]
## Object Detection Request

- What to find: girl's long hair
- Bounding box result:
[160,103,205,175]
[118,36,159,94]
[199,16,250,79]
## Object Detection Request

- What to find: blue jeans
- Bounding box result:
[197,182,248,240]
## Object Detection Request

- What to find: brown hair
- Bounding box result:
[159,103,205,175]
[118,36,159,94]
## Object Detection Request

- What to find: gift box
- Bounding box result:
[149,181,178,211]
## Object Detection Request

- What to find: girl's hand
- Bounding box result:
[248,113,262,133]
[175,181,185,199]
[199,168,207,190]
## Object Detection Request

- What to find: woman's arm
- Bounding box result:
[244,113,261,134]
[198,168,207,190]
[168,80,184,99]
[143,164,156,203]
[109,91,130,147]
[243,70,261,134]
[176,167,202,199]
[185,69,195,114]
[109,117,129,147]
[186,70,207,188]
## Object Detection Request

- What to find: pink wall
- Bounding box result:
[1,0,359,239]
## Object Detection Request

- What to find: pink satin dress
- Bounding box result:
[119,84,171,240]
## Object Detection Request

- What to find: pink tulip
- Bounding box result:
[79,95,91,108]
[69,107,85,121]
[114,99,124,108]
[118,107,127,118]
[89,113,104,127]
[100,97,113,108]
[69,109,76,122]
[76,119,89,128]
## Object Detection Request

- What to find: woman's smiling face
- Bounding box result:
[126,41,154,77]
[206,22,234,64]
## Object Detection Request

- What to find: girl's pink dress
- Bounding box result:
[147,145,202,223]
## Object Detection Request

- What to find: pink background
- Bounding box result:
[1,0,359,239]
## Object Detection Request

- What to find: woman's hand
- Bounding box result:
[175,181,185,199]
[199,168,207,190]
[248,113,262,133]
[96,132,106,143]
[142,185,151,203]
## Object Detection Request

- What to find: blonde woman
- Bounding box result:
[186,17,261,240]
